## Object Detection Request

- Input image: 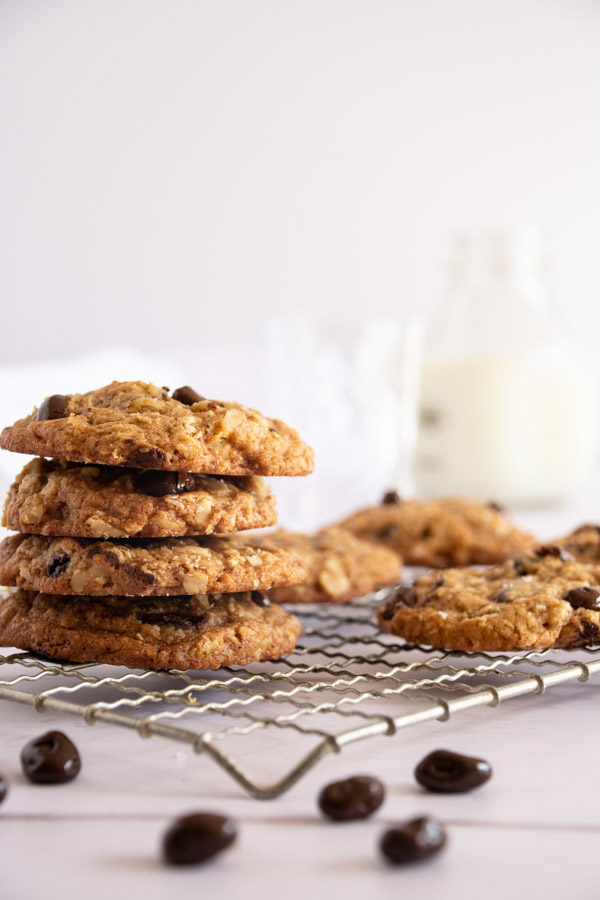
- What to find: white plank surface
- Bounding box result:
[1,665,599,899]
[2,815,599,900]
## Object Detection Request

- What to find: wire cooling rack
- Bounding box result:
[1,589,599,799]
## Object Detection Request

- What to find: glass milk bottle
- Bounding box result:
[414,226,596,505]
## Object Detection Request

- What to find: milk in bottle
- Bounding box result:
[414,226,596,505]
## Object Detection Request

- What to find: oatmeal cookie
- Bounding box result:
[377,545,600,650]
[0,533,306,597]
[553,524,600,563]
[338,495,535,567]
[263,527,401,604]
[0,589,301,669]
[0,381,314,476]
[3,458,277,538]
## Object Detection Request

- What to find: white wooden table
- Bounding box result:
[2,497,600,900]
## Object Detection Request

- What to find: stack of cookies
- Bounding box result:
[0,381,314,670]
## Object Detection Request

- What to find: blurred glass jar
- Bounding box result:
[414,225,597,506]
[263,314,423,529]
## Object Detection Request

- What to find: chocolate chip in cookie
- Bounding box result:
[133,470,196,497]
[394,585,417,607]
[125,447,168,469]
[36,394,70,421]
[172,386,205,405]
[563,586,600,610]
[380,585,416,620]
[381,490,402,505]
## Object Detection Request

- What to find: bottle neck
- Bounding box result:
[427,229,563,357]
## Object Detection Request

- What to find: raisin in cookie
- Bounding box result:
[3,458,277,538]
[377,546,600,650]
[0,589,301,669]
[0,533,306,597]
[0,381,314,476]
[262,527,401,604]
[338,495,535,567]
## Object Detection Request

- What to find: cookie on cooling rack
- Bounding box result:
[3,458,277,538]
[337,495,535,568]
[0,533,306,597]
[377,545,600,651]
[0,589,301,669]
[262,527,401,604]
[0,380,314,476]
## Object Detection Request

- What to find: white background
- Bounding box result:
[1,0,599,378]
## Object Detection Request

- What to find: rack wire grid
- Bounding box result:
[1,586,599,799]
